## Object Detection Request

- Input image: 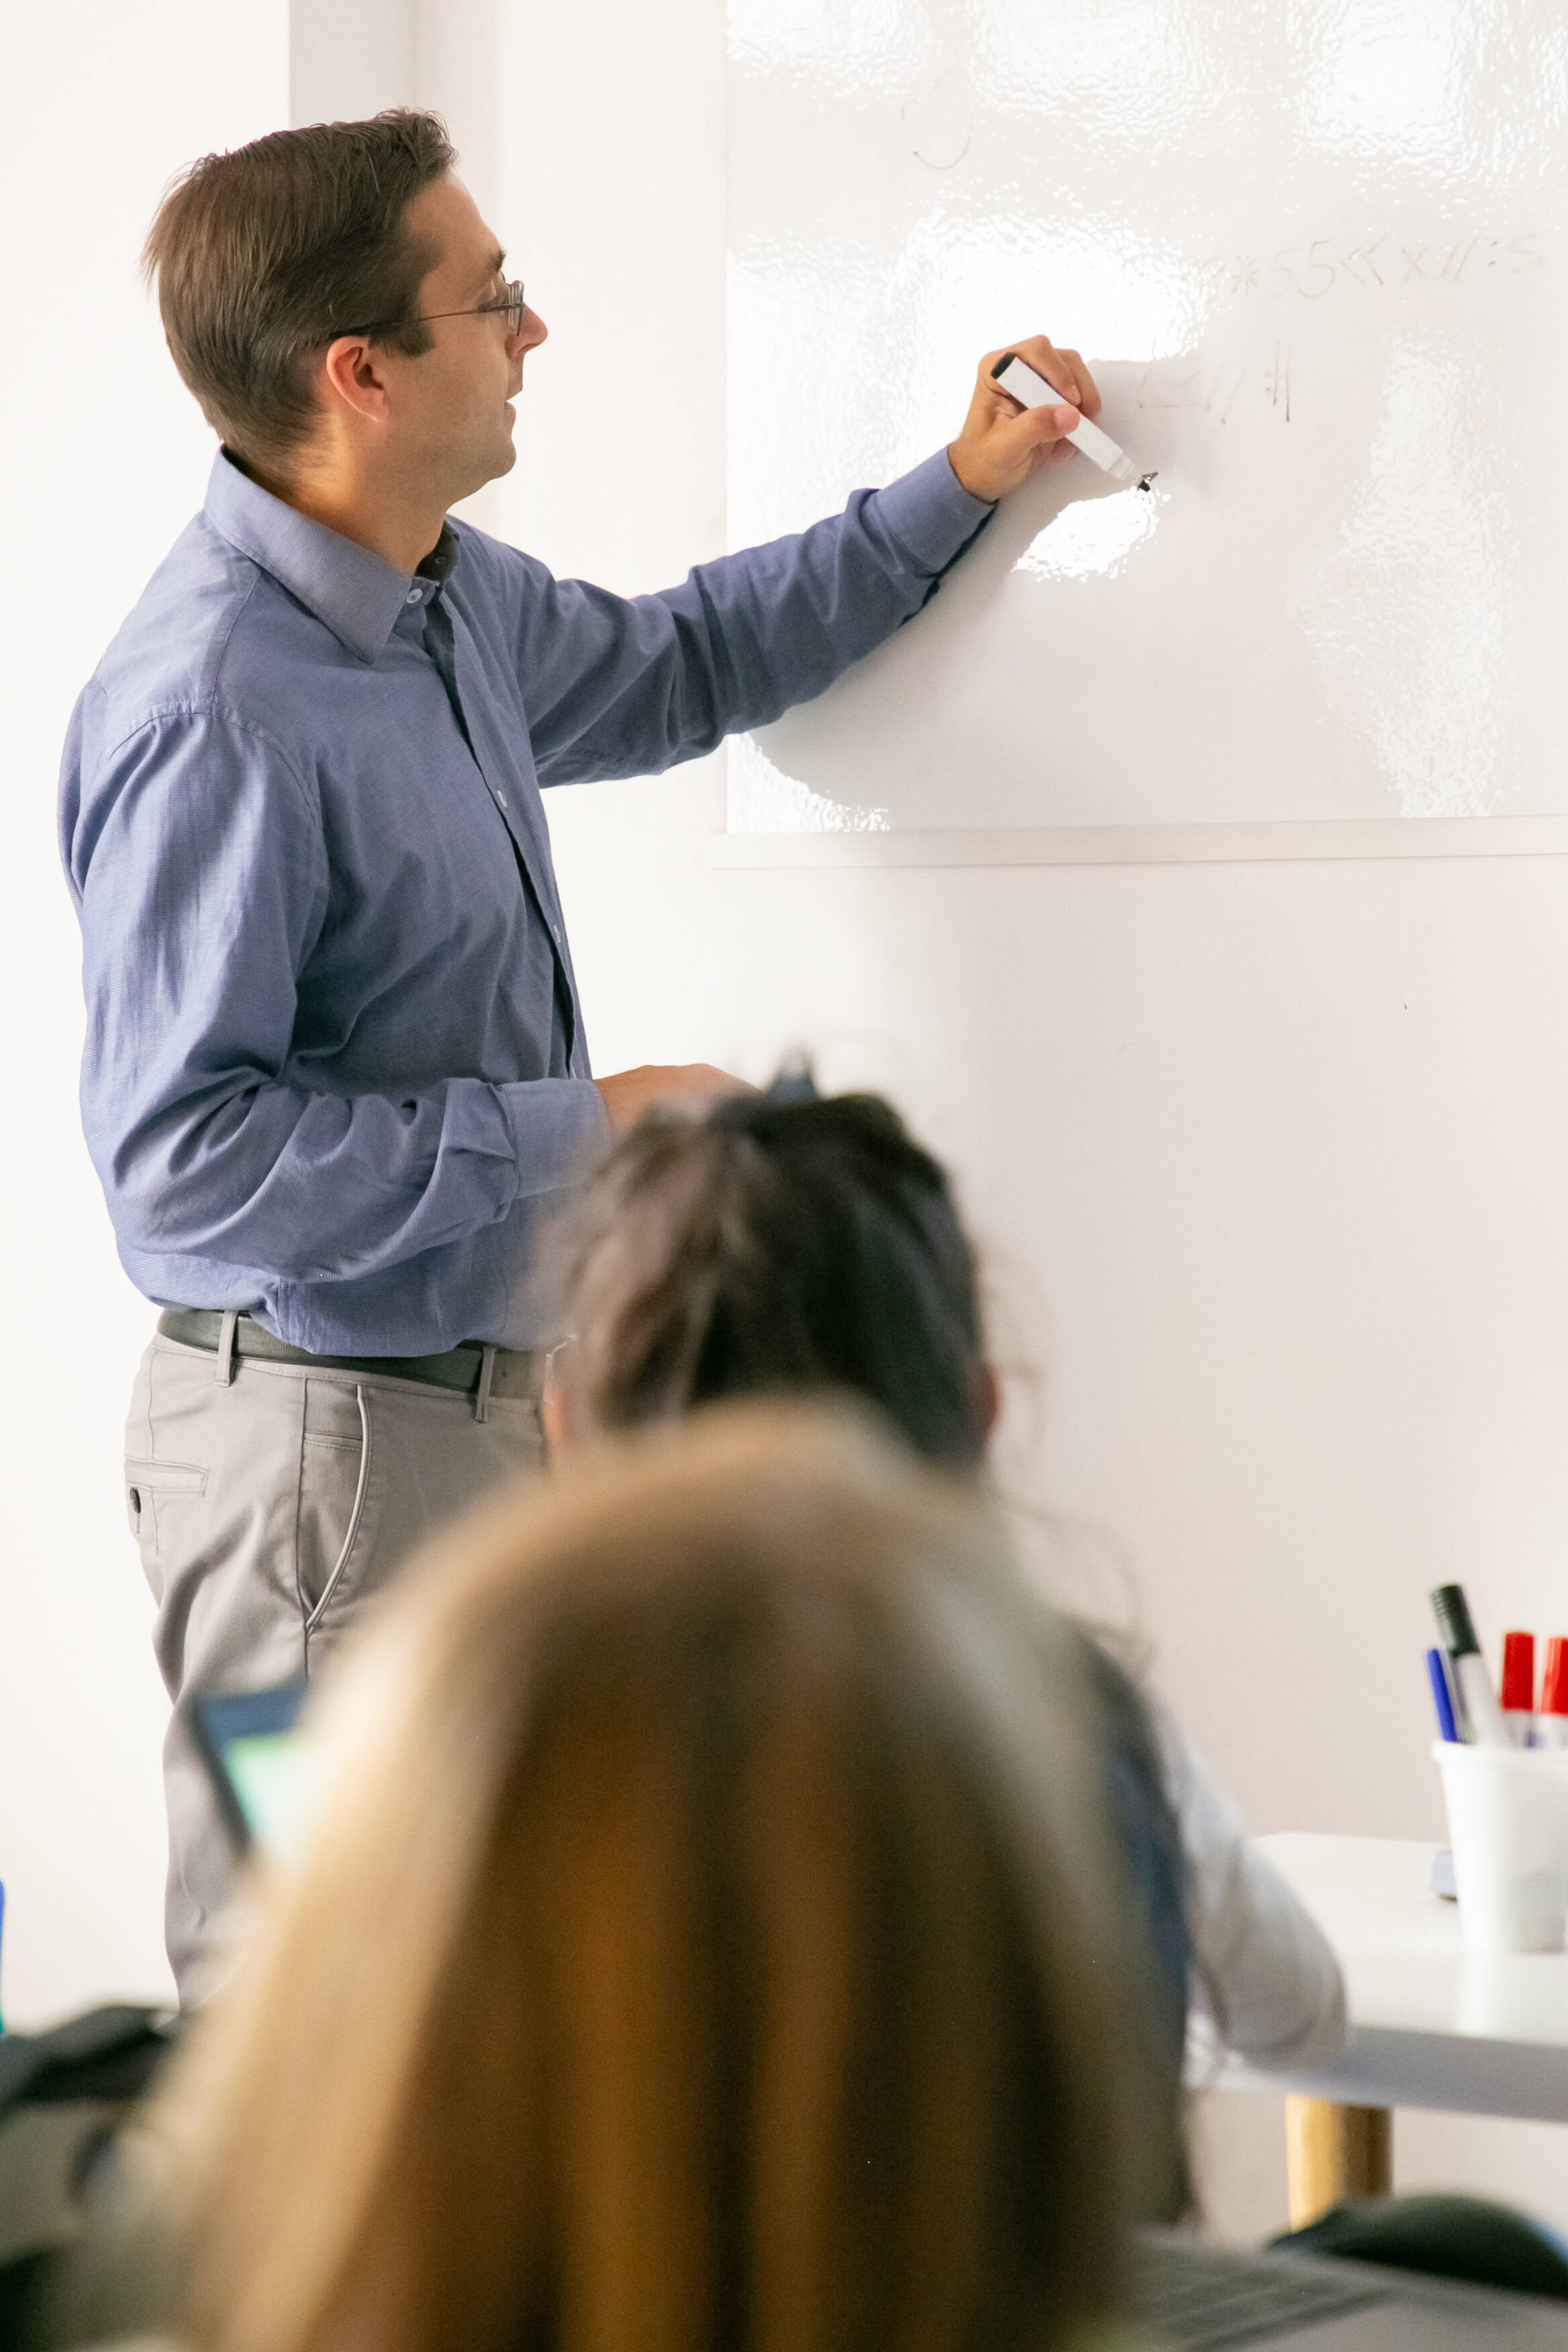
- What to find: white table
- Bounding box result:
[1212,1834,1568,2224]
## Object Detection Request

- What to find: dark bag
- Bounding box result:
[0,2008,179,2351]
[1273,2192,1568,2303]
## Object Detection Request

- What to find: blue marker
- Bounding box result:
[1426,1647,1460,1743]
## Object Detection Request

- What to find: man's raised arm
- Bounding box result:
[521,336,1100,786]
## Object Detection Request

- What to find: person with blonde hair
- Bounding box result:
[543,1084,1346,2079]
[46,1404,1185,2352]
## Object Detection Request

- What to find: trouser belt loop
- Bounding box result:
[215,1309,238,1387]
[475,1343,497,1424]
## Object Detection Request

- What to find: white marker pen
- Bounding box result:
[989,352,1154,490]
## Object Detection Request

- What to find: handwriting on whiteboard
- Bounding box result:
[1197,231,1542,303]
[1135,345,1293,425]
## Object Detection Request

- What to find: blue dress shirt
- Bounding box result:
[60,449,992,1353]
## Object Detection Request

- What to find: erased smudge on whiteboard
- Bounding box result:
[1014,487,1163,585]
[730,733,891,834]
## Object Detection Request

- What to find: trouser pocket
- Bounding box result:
[124,1457,209,1591]
[295,1380,373,1652]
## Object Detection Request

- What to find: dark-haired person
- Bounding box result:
[60,109,1104,2002]
[546,1085,1349,2079]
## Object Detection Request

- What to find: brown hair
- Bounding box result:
[143,109,456,467]
[156,1405,1182,2352]
[554,1091,1193,2073]
[559,1091,989,1463]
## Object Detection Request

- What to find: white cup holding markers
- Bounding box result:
[1428,1588,1568,1953]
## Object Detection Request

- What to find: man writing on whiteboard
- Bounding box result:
[60,107,1100,2001]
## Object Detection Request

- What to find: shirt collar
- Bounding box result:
[203,450,460,663]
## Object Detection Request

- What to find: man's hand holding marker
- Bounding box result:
[947,335,1101,501]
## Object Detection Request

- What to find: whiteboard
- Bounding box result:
[727,0,1568,836]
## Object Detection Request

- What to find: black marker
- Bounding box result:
[1430,1582,1510,1749]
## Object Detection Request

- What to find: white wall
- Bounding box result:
[0,3,290,2024]
[10,0,1568,2249]
[289,0,501,234]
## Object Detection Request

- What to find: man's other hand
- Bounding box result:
[947,336,1103,503]
[593,1063,754,1130]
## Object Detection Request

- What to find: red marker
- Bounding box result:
[1540,1636,1568,1751]
[1502,1629,1537,1748]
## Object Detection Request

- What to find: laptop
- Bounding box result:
[1138,2231,1568,2347]
[185,1679,311,1862]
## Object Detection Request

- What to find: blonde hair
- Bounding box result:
[156,1404,1182,2352]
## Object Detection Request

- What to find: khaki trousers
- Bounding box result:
[124,1331,544,2006]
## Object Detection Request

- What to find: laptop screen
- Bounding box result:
[187,1681,312,1862]
[222,1727,308,1857]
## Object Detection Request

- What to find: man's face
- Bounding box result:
[376,173,547,504]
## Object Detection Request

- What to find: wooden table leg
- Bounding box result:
[1284,2098,1392,2230]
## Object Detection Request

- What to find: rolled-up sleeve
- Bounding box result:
[66,705,607,1285]
[524,450,994,785]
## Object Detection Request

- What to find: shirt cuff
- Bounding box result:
[869,448,997,573]
[497,1075,611,1199]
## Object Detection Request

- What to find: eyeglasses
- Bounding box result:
[333,279,527,340]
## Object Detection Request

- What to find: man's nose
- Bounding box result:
[513,305,548,352]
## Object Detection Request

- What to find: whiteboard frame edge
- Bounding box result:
[708,818,1568,871]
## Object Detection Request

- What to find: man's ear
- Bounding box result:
[318,334,392,430]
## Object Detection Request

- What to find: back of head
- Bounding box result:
[160,1405,1181,2352]
[143,109,455,468]
[560,1090,987,1463]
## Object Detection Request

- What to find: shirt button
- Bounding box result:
[552,923,562,945]
[405,587,422,605]
[495,792,508,809]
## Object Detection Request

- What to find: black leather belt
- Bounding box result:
[156,1310,546,1401]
